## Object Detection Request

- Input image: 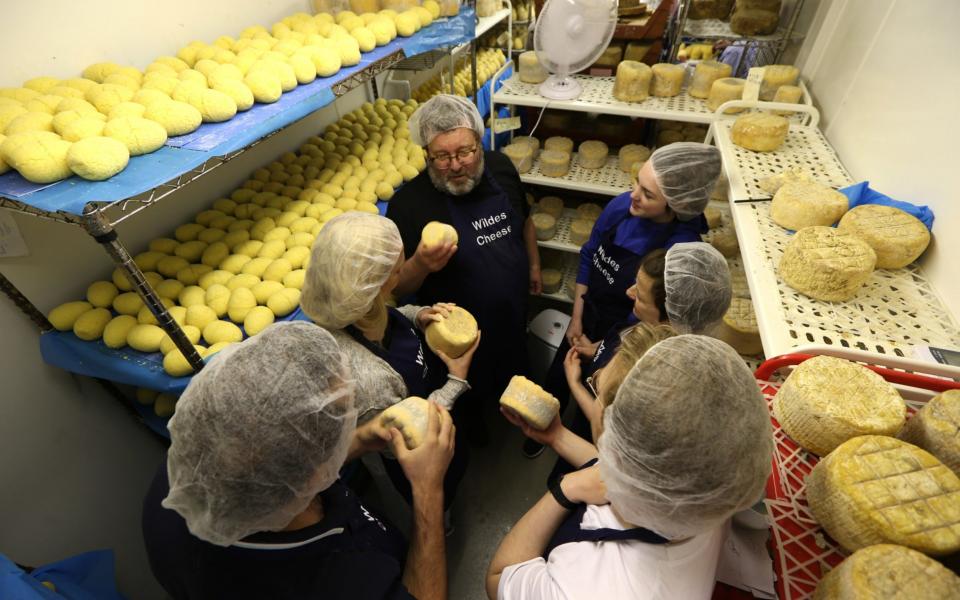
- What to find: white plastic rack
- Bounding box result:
[536,208,586,253]
[536,255,577,304]
[521,155,632,197]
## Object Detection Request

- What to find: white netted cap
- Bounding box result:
[408,94,484,147]
[650,142,722,221]
[163,321,357,547]
[301,212,403,329]
[665,242,732,333]
[598,335,771,539]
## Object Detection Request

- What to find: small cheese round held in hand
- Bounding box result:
[103,116,167,156]
[159,324,202,355]
[499,375,561,431]
[227,287,257,322]
[202,319,244,345]
[66,136,129,181]
[163,344,207,377]
[421,221,458,248]
[425,305,478,359]
[127,323,167,352]
[189,89,237,123]
[8,136,72,183]
[266,288,301,317]
[243,305,275,336]
[73,307,112,341]
[380,396,431,449]
[103,314,139,348]
[48,301,93,331]
[86,280,119,308]
[144,100,203,137]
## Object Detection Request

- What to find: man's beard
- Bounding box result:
[427,153,484,196]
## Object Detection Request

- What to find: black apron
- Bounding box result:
[543,460,671,558]
[346,307,430,398]
[581,212,675,340]
[585,314,639,378]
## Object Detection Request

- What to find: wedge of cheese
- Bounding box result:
[774,355,906,456]
[813,544,960,599]
[380,396,430,449]
[898,390,960,476]
[806,435,960,555]
[499,375,560,430]
[424,305,478,359]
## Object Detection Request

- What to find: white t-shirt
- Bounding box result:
[498,505,726,600]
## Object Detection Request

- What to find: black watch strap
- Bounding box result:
[549,475,582,511]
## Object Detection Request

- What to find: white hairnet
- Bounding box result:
[650,142,722,221]
[301,212,403,329]
[163,321,357,547]
[598,335,771,539]
[408,94,484,147]
[665,242,732,333]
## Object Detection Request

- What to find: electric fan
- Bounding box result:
[533,0,619,100]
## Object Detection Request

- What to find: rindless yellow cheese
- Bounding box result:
[779,226,876,302]
[706,77,746,113]
[898,390,960,476]
[618,144,651,173]
[541,268,562,294]
[539,150,570,178]
[805,435,960,555]
[837,204,930,269]
[771,180,849,230]
[612,61,652,103]
[499,375,561,430]
[424,305,478,359]
[688,60,732,99]
[421,221,458,248]
[774,356,906,456]
[380,396,431,449]
[650,63,684,97]
[569,219,593,246]
[577,140,608,169]
[813,544,960,600]
[731,112,789,152]
[502,142,532,173]
[715,297,762,355]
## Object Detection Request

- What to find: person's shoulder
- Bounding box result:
[388,171,433,211]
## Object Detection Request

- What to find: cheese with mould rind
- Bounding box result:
[898,390,960,476]
[813,544,960,600]
[731,112,789,152]
[771,180,849,230]
[837,204,930,269]
[499,375,561,430]
[779,226,876,302]
[380,396,431,449]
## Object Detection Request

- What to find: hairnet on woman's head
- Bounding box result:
[408,94,484,147]
[650,142,722,221]
[163,321,357,546]
[664,242,732,333]
[598,335,771,539]
[301,212,403,329]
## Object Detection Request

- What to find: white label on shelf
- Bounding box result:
[743,67,764,102]
[0,209,28,257]
[494,116,522,133]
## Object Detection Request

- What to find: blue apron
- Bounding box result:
[581,212,675,340]
[346,307,430,398]
[543,460,671,558]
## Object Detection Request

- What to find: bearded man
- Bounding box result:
[387,95,540,445]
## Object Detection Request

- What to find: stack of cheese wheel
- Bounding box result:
[806,435,960,555]
[424,306,478,358]
[759,64,800,101]
[813,544,960,599]
[612,61,652,103]
[539,149,571,177]
[532,212,557,241]
[537,196,564,219]
[897,390,960,475]
[380,396,431,449]
[512,136,540,159]
[518,51,549,84]
[731,112,789,152]
[688,60,732,99]
[650,63,685,97]
[577,140,608,169]
[770,180,848,230]
[499,375,561,430]
[618,144,650,173]
[779,226,876,302]
[773,355,906,456]
[502,142,533,173]
[715,297,761,355]
[544,136,573,154]
[705,77,746,113]
[837,204,930,269]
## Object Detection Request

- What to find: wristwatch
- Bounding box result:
[549,474,582,511]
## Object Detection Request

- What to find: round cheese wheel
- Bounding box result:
[771,85,803,115]
[618,144,650,173]
[813,544,960,600]
[688,60,732,99]
[898,390,960,476]
[421,221,458,248]
[539,150,570,178]
[731,113,789,152]
[650,63,684,97]
[577,140,608,169]
[518,51,548,84]
[779,226,876,302]
[424,306,478,359]
[759,64,800,101]
[569,218,593,246]
[575,203,602,221]
[704,206,722,229]
[541,268,562,294]
[499,375,561,430]
[715,297,762,355]
[706,77,746,113]
[544,136,574,154]
[612,61,652,103]
[710,231,739,257]
[538,196,564,219]
[380,396,431,449]
[502,142,533,174]
[771,180,848,230]
[836,204,930,269]
[532,213,556,241]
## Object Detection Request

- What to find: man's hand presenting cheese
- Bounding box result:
[416,237,458,273]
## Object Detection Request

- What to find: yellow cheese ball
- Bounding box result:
[0,105,28,132]
[148,237,177,254]
[351,27,377,52]
[8,136,72,183]
[289,54,317,85]
[311,48,342,78]
[135,387,159,405]
[241,256,272,278]
[24,77,61,93]
[159,325,202,355]
[174,240,208,262]
[132,89,171,108]
[219,253,252,274]
[202,319,244,345]
[168,305,188,326]
[112,292,143,315]
[185,304,218,330]
[103,314,139,349]
[412,6,433,26]
[244,305,275,336]
[176,264,213,286]
[108,101,146,119]
[282,268,306,289]
[175,223,205,242]
[127,323,166,352]
[189,89,238,123]
[251,280,285,304]
[48,301,94,331]
[282,246,310,268]
[335,38,362,67]
[143,100,202,136]
[163,345,206,376]
[244,70,283,103]
[422,0,441,18]
[0,134,8,174]
[266,288,301,317]
[85,84,135,114]
[205,283,231,316]
[198,269,233,290]
[204,340,236,357]
[201,242,230,268]
[228,287,257,322]
[395,12,419,36]
[257,239,287,260]
[155,278,184,300]
[81,63,120,83]
[136,298,175,325]
[156,256,190,278]
[57,115,105,141]
[369,18,397,45]
[178,285,207,307]
[66,136,130,181]
[73,308,112,340]
[262,258,293,282]
[86,280,119,308]
[103,116,167,155]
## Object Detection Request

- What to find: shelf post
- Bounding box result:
[0,272,53,331]
[82,210,205,374]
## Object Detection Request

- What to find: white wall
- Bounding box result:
[796,0,960,319]
[0,1,365,597]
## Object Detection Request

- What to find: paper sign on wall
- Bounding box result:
[493,116,522,134]
[743,67,765,103]
[0,209,28,257]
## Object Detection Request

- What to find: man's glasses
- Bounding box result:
[429,145,479,169]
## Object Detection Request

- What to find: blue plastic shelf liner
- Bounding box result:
[397,8,475,57]
[476,65,513,118]
[840,181,935,231]
[0,550,124,600]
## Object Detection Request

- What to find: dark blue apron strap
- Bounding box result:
[345,308,430,398]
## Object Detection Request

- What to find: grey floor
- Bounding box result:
[359,410,557,600]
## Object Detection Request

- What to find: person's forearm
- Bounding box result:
[523,217,540,269]
[486,492,568,598]
[427,375,470,410]
[404,486,447,600]
[571,284,587,320]
[396,258,430,297]
[569,381,601,425]
[551,426,598,467]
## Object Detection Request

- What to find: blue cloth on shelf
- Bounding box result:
[840,181,935,231]
[0,550,124,600]
[396,8,475,57]
[476,65,513,118]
